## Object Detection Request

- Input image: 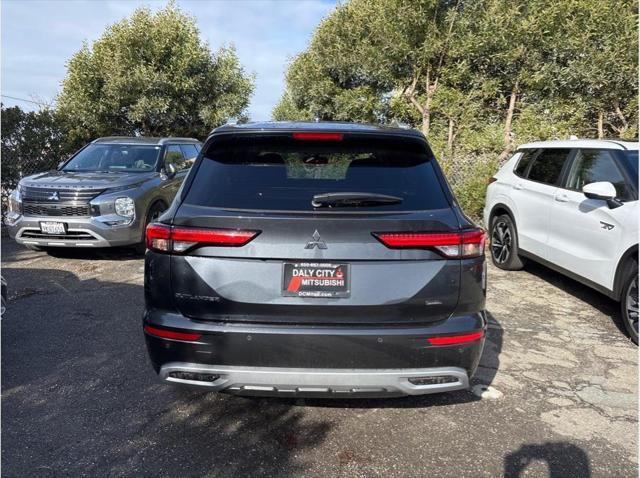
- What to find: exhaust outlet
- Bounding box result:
[167,371,220,383]
[408,375,459,386]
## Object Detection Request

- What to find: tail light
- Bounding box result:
[427,331,484,346]
[144,325,202,342]
[146,224,260,254]
[373,228,485,258]
[292,132,343,141]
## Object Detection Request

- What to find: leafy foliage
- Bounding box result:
[1,106,66,214]
[57,3,254,149]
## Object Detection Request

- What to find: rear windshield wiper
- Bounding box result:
[311,192,403,208]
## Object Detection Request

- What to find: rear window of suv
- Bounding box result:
[513,149,537,177]
[184,134,450,212]
[526,148,571,185]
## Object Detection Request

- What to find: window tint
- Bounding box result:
[164,145,187,171]
[567,149,630,199]
[185,134,449,212]
[514,149,537,177]
[527,149,570,185]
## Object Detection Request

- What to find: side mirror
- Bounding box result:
[161,163,177,180]
[582,181,622,208]
[583,181,616,200]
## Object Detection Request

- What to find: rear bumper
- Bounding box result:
[143,309,487,396]
[160,363,469,397]
[6,215,143,248]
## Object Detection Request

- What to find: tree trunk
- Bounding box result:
[447,117,455,154]
[421,70,433,137]
[503,85,517,147]
[597,111,604,139]
[422,108,431,137]
[614,103,628,137]
[498,84,518,162]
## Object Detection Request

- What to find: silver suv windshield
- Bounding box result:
[63,144,162,173]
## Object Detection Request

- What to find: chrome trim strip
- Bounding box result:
[16,226,106,246]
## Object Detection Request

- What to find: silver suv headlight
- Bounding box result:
[114,197,135,218]
[8,186,22,213]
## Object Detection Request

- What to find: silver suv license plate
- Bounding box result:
[40,221,66,235]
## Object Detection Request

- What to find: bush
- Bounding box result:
[1,106,70,216]
[440,154,499,221]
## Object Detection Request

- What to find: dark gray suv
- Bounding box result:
[6,136,201,251]
[143,122,487,397]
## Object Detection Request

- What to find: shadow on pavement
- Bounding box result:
[1,265,331,476]
[504,442,590,477]
[523,260,627,338]
[44,245,143,261]
[0,240,143,264]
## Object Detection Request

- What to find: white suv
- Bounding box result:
[484,139,639,343]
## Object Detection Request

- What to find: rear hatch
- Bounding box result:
[165,131,466,326]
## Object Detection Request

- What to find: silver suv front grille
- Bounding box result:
[21,186,103,217]
[22,187,104,203]
[22,203,92,217]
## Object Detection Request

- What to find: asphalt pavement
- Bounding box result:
[1,238,637,477]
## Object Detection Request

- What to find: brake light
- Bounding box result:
[373,228,485,258]
[146,223,172,251]
[144,325,202,342]
[292,132,344,141]
[145,223,260,253]
[427,331,484,346]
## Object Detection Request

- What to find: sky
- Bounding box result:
[1,0,336,120]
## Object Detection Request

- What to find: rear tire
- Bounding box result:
[490,214,525,271]
[621,261,638,345]
[134,201,166,254]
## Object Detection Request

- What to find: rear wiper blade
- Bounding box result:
[311,192,403,208]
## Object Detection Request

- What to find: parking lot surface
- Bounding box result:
[2,238,637,477]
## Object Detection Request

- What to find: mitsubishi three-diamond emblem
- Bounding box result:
[305,230,327,249]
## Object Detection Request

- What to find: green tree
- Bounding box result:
[454,0,638,158]
[57,3,254,149]
[1,105,66,214]
[555,0,638,138]
[274,0,463,134]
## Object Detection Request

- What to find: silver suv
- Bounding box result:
[6,136,201,252]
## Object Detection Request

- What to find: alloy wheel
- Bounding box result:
[626,276,639,336]
[491,221,512,264]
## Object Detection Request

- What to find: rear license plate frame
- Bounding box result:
[282,262,350,298]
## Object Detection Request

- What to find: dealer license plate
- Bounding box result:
[282,262,350,298]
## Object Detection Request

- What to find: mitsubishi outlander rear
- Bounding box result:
[143,122,487,397]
